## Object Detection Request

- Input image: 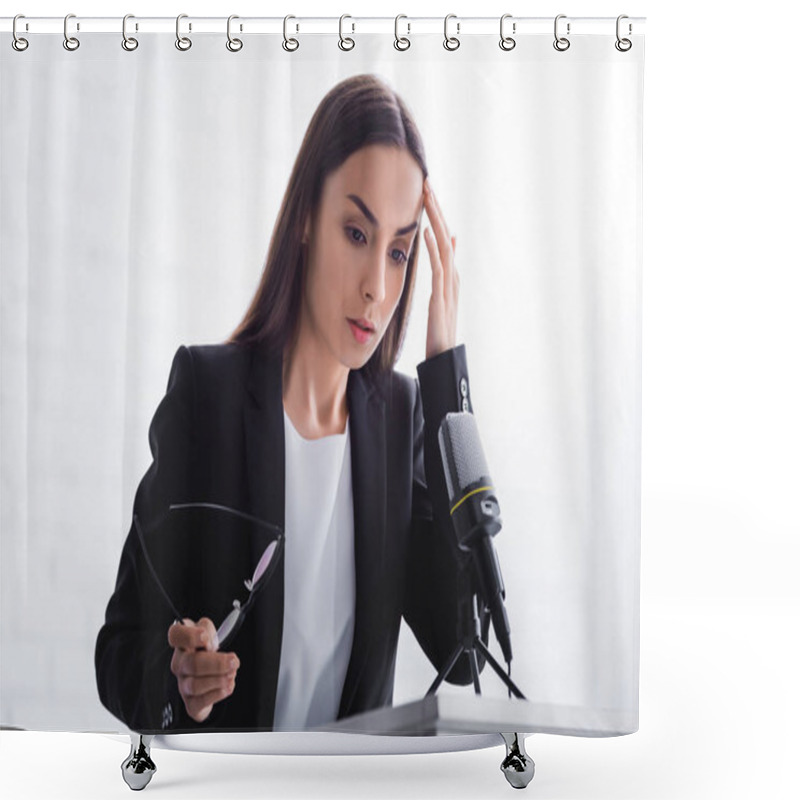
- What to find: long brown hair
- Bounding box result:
[227,74,428,381]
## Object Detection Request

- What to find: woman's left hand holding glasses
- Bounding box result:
[422,178,459,360]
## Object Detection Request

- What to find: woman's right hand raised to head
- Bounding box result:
[168,617,239,723]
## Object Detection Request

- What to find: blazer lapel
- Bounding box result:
[338,369,387,719]
[244,344,285,530]
[243,343,286,728]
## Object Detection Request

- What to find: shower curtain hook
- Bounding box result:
[63,13,80,51]
[553,14,570,51]
[283,15,299,51]
[175,14,192,51]
[394,14,411,50]
[339,15,355,51]
[121,14,138,52]
[443,14,460,51]
[615,15,632,51]
[226,15,243,52]
[499,14,516,51]
[11,14,29,52]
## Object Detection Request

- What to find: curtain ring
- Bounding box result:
[175,14,192,51]
[12,14,29,52]
[63,13,80,51]
[553,14,570,51]
[283,15,299,51]
[499,14,516,51]
[394,15,410,51]
[443,14,460,51]
[226,15,243,52]
[615,15,632,52]
[122,14,138,52]
[338,14,355,51]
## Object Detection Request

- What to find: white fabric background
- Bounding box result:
[0,29,642,735]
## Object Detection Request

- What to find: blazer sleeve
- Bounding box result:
[95,345,204,733]
[403,344,489,685]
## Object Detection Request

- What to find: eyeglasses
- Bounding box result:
[133,502,284,650]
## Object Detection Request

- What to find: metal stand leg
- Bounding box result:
[500,733,535,789]
[426,594,527,700]
[121,733,157,791]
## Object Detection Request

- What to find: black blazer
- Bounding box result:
[95,342,485,733]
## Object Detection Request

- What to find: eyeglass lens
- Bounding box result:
[215,604,242,649]
[216,539,280,648]
[248,539,279,589]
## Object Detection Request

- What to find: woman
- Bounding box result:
[96,74,485,734]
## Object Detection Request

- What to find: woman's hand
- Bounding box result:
[422,178,459,360]
[168,617,239,723]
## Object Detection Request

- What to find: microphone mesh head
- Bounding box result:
[438,412,489,501]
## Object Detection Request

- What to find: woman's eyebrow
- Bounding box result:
[346,194,418,236]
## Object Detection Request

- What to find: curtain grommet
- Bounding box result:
[338,14,355,51]
[283,15,299,52]
[226,15,243,52]
[615,15,632,51]
[121,14,138,52]
[394,15,411,51]
[443,14,460,51]
[553,14,570,52]
[175,14,192,51]
[499,14,516,51]
[12,14,29,51]
[63,13,80,51]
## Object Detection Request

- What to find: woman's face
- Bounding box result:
[301,144,424,371]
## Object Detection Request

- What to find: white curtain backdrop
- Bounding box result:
[1,28,643,738]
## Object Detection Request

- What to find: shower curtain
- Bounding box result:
[1,17,644,742]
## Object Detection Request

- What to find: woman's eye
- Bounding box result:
[347,227,366,244]
[391,249,408,266]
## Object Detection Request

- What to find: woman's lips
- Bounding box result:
[347,318,375,344]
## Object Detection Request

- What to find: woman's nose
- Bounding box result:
[361,253,386,304]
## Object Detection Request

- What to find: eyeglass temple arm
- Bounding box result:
[133,513,186,626]
[169,502,282,534]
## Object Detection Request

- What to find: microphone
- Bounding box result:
[438,411,512,665]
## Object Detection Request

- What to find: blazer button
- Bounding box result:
[462,397,470,412]
[460,377,469,398]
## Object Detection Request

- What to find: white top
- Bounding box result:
[272,409,356,730]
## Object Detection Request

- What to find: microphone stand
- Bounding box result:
[425,595,526,699]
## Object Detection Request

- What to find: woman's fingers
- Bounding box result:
[169,618,202,650]
[185,681,236,723]
[422,178,459,359]
[168,617,219,651]
[172,649,239,678]
[423,181,456,297]
[179,668,237,699]
[195,617,220,652]
[424,227,443,296]
[451,235,459,294]
[171,649,239,721]
[168,617,239,721]
[424,180,451,262]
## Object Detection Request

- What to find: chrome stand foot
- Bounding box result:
[122,734,157,790]
[500,733,535,789]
